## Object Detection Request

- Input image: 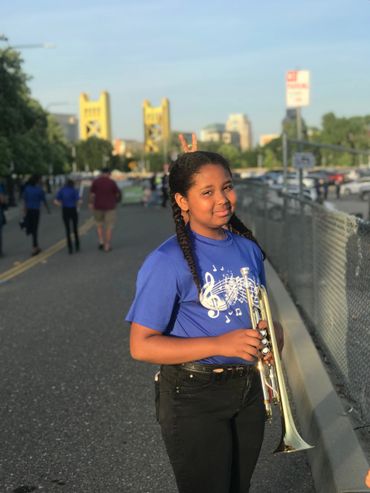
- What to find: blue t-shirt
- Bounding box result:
[23,185,46,209]
[56,186,80,208]
[126,229,266,365]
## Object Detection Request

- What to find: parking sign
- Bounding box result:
[293,152,315,169]
[286,70,310,108]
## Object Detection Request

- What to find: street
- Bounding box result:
[0,203,314,493]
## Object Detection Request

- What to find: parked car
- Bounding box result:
[325,170,348,184]
[261,170,283,185]
[360,190,370,201]
[276,172,316,189]
[341,177,370,196]
[347,168,370,181]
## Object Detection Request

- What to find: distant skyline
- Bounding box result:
[3,0,370,145]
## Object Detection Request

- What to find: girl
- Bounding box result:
[126,141,283,493]
[54,179,81,254]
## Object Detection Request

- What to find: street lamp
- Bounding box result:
[0,34,55,50]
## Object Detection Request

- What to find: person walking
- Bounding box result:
[89,168,121,252]
[161,165,169,208]
[126,137,284,493]
[22,175,50,256]
[0,182,8,257]
[54,179,82,254]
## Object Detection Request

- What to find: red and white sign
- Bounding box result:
[286,70,310,108]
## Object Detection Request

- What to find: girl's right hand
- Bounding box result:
[218,328,262,362]
[178,133,198,153]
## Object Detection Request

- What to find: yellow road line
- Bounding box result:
[0,217,95,283]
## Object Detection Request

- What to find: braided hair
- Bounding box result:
[169,151,265,293]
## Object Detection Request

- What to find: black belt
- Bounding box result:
[180,362,256,376]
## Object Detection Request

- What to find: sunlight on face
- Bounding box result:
[176,163,237,240]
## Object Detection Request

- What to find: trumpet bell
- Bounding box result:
[274,429,314,454]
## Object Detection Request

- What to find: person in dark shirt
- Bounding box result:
[161,165,169,208]
[22,175,50,256]
[0,183,8,257]
[89,168,121,252]
[54,179,82,254]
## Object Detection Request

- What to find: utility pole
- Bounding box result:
[296,107,304,198]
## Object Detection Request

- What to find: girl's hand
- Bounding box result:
[259,320,284,364]
[218,328,262,362]
[178,133,198,153]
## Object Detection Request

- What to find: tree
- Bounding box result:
[216,144,240,165]
[0,44,69,177]
[47,116,71,174]
[318,113,370,167]
[75,137,113,172]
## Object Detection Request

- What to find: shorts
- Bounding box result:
[93,209,117,228]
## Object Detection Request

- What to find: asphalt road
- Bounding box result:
[0,201,315,493]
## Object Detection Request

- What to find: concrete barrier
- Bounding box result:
[266,261,370,493]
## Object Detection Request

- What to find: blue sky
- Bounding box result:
[2,0,370,144]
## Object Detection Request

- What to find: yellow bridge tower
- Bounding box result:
[79,91,112,141]
[143,98,171,154]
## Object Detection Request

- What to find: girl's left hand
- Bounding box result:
[259,320,284,363]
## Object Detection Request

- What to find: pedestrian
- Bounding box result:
[22,175,50,256]
[89,167,121,252]
[0,182,8,257]
[323,179,329,200]
[54,179,82,254]
[161,164,169,208]
[335,179,341,199]
[126,135,284,493]
[147,173,158,206]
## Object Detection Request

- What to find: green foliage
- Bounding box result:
[216,144,240,164]
[0,45,70,177]
[75,137,113,171]
[145,152,166,172]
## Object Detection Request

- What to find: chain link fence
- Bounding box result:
[237,181,370,421]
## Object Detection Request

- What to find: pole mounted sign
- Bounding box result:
[286,70,310,108]
[292,152,316,169]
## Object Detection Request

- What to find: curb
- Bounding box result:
[266,261,370,493]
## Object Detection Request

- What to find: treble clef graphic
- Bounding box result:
[200,272,223,318]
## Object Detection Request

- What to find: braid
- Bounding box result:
[170,194,202,293]
[228,214,266,259]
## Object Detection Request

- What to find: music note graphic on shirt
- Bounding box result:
[200,266,257,320]
[200,272,224,318]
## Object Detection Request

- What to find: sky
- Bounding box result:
[2,0,370,145]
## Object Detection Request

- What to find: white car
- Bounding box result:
[341,177,370,196]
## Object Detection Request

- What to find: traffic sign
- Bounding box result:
[286,70,310,108]
[293,152,315,169]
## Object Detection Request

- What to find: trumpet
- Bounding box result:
[240,267,314,454]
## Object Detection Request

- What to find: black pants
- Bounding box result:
[62,207,79,252]
[26,209,40,248]
[156,364,265,493]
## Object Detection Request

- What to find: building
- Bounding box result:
[143,98,171,153]
[200,124,240,147]
[51,113,78,143]
[113,138,143,158]
[79,91,112,141]
[259,134,279,147]
[200,124,225,143]
[225,114,252,151]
